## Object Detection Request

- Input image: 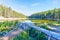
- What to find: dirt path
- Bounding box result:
[0,29,23,40]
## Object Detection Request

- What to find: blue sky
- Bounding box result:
[0,0,60,16]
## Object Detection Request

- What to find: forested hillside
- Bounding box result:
[29,8,60,22]
[0,5,27,18]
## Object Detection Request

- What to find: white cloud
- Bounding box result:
[31,3,39,7]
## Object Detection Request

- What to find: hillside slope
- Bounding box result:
[29,8,60,21]
[0,5,27,18]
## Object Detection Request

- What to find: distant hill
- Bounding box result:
[29,8,60,22]
[0,5,27,18]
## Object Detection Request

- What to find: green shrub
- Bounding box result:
[13,27,47,40]
[12,31,29,40]
[40,24,49,30]
[0,20,19,37]
[26,28,47,40]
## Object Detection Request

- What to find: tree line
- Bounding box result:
[0,5,26,18]
[29,8,60,23]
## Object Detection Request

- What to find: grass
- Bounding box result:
[12,28,47,40]
[30,20,58,26]
[31,20,57,23]
[31,20,50,23]
[0,20,19,37]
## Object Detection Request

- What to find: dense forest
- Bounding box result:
[29,8,60,23]
[0,5,27,18]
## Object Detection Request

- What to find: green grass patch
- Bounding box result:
[0,20,19,37]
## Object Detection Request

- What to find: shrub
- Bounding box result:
[12,31,29,40]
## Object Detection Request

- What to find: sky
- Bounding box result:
[0,0,60,16]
